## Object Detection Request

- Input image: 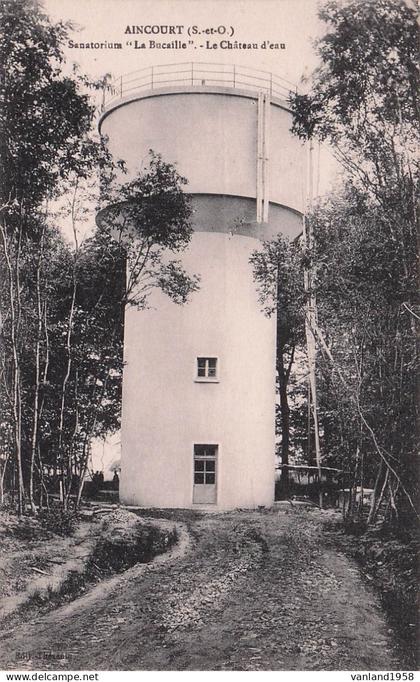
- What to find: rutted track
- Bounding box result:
[0,508,405,671]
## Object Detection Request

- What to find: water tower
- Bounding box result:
[98,63,304,509]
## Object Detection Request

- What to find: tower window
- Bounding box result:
[196,357,218,381]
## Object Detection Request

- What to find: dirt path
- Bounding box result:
[0,507,403,671]
[0,520,97,621]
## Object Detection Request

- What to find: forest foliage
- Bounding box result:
[0,0,197,514]
[253,0,419,526]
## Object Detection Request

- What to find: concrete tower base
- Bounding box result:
[120,231,276,510]
[98,70,304,510]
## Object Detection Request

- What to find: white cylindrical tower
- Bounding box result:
[98,64,304,509]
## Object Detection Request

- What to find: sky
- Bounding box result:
[43,0,325,89]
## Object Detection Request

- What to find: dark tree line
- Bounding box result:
[0,0,198,514]
[253,0,419,526]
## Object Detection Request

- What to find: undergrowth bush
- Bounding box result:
[24,521,179,612]
[88,524,178,575]
[8,517,43,541]
[39,508,78,536]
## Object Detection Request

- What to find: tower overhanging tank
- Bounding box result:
[98,63,304,509]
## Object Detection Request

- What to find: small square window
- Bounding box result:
[196,357,218,380]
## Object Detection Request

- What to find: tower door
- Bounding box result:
[193,444,217,504]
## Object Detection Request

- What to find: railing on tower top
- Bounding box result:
[102,62,297,110]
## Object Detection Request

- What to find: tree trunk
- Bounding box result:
[57,276,77,508]
[278,348,290,496]
[0,221,24,516]
[29,226,45,513]
[75,438,90,510]
[303,139,322,507]
[0,452,10,505]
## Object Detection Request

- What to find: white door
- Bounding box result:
[193,444,217,504]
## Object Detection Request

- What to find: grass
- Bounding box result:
[323,518,419,669]
[22,522,179,612]
[130,507,204,524]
